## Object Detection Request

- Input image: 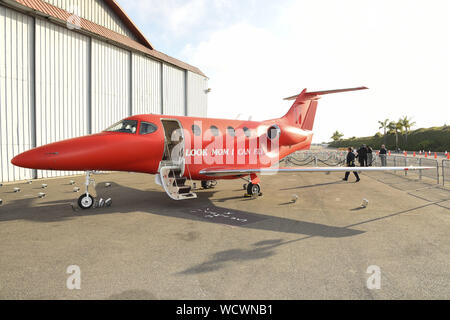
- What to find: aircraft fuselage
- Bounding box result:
[11,114,313,181]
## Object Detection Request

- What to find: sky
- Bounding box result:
[117,0,450,143]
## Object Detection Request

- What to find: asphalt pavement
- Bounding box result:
[0,169,449,299]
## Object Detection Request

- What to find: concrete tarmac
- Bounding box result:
[0,170,449,299]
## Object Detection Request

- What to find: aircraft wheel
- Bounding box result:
[78,194,94,210]
[202,180,215,189]
[247,183,261,196]
[243,184,247,190]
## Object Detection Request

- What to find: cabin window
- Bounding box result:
[104,120,138,134]
[267,124,281,140]
[139,122,158,135]
[227,126,235,137]
[192,124,201,137]
[210,126,220,137]
[243,127,252,137]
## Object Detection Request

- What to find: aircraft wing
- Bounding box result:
[199,166,434,177]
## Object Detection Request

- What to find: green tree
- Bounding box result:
[331,130,344,142]
[378,119,390,145]
[398,116,416,148]
[388,121,404,150]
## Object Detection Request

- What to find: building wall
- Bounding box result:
[35,18,89,178]
[0,4,208,183]
[0,7,34,182]
[163,64,185,116]
[132,53,161,115]
[91,39,130,133]
[43,0,137,40]
[187,71,208,117]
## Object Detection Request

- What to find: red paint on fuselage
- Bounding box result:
[11,113,313,180]
[12,87,370,184]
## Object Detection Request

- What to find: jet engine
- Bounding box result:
[280,126,308,145]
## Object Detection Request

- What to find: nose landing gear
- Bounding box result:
[78,193,94,209]
[78,171,95,210]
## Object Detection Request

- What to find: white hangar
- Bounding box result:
[0,0,208,182]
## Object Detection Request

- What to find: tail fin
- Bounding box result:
[282,86,368,131]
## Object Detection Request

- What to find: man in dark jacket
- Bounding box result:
[343,147,360,182]
[357,144,368,167]
[379,144,387,166]
[367,146,373,166]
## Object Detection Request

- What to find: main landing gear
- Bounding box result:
[246,183,262,197]
[201,180,217,189]
[242,175,262,197]
[78,171,95,210]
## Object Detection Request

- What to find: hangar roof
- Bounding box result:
[104,0,154,49]
[3,0,206,77]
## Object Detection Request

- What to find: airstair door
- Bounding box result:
[160,119,185,174]
[157,119,197,200]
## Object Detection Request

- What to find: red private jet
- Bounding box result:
[12,87,430,209]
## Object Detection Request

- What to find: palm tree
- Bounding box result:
[397,121,405,150]
[378,119,390,145]
[398,116,416,148]
[331,130,344,142]
[388,121,403,151]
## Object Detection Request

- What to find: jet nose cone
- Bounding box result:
[11,136,99,170]
[11,149,44,169]
[11,152,29,168]
[11,145,61,169]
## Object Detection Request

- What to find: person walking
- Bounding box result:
[367,146,373,166]
[357,144,368,167]
[343,147,360,182]
[379,144,387,166]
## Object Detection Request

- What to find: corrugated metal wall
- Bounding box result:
[132,53,161,115]
[0,4,208,183]
[163,64,185,116]
[187,71,208,117]
[43,0,137,40]
[91,38,130,133]
[35,18,89,178]
[0,7,34,182]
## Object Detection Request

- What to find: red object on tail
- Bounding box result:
[282,87,368,131]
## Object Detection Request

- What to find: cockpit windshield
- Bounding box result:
[104,120,138,134]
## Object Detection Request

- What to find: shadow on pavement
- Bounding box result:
[0,182,364,239]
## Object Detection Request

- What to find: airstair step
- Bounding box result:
[178,186,192,194]
[159,162,197,200]
[168,170,181,178]
[174,177,187,186]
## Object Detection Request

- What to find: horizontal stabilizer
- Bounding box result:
[284,86,368,101]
